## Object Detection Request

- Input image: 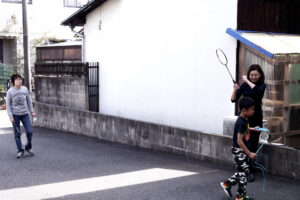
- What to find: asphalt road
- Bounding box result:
[0,114,299,199]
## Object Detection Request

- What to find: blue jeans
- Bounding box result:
[13,114,33,153]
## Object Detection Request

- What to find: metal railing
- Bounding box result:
[35,62,87,76]
[87,62,99,112]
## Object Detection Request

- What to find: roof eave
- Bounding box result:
[61,0,107,27]
[226,28,274,59]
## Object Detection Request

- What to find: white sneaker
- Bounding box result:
[16,151,24,159]
[25,149,34,156]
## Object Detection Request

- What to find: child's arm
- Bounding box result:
[249,127,269,133]
[248,127,261,132]
[237,133,257,160]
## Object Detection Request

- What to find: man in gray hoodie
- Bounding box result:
[6,74,36,158]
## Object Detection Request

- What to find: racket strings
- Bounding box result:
[216,48,236,84]
[216,49,228,65]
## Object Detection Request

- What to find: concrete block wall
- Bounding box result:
[223,116,237,137]
[33,102,300,181]
[34,76,88,110]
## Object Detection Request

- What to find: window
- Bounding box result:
[64,0,88,8]
[2,0,32,4]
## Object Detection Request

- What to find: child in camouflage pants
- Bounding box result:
[220,97,260,200]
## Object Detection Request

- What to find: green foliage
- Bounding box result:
[32,35,64,47]
[0,64,13,91]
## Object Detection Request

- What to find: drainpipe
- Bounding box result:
[70,26,88,110]
[70,26,85,63]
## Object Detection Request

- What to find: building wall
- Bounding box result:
[0,0,87,39]
[238,0,300,34]
[28,0,87,39]
[0,0,88,71]
[2,39,16,65]
[84,0,238,134]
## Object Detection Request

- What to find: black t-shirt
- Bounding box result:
[232,82,266,126]
[233,116,250,148]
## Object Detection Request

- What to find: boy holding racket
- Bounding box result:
[6,74,36,158]
[220,97,260,200]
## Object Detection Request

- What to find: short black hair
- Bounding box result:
[239,97,255,110]
[11,74,22,86]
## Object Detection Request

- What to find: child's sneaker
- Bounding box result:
[16,151,24,159]
[220,181,232,197]
[236,195,254,200]
[25,149,34,156]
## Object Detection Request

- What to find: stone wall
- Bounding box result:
[34,76,88,110]
[33,102,300,180]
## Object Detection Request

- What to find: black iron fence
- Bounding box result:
[35,62,87,76]
[87,62,99,112]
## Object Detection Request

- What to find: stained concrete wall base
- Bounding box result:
[33,102,300,181]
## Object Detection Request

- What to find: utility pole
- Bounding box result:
[22,0,31,91]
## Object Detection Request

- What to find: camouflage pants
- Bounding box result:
[227,147,250,197]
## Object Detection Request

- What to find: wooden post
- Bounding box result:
[283,62,290,145]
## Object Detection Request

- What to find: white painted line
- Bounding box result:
[0,168,197,200]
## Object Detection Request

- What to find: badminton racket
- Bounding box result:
[216,49,236,84]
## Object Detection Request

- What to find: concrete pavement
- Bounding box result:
[0,111,299,200]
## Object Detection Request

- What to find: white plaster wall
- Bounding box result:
[84,0,238,134]
[0,0,88,39]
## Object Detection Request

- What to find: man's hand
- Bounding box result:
[10,117,14,124]
[249,152,257,160]
[32,112,37,118]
